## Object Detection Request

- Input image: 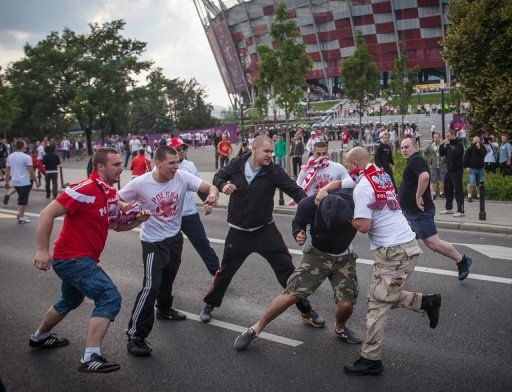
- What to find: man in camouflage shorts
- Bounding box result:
[234,189,362,350]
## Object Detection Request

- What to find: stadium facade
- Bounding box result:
[193,0,454,105]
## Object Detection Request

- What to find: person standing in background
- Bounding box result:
[42,144,61,199]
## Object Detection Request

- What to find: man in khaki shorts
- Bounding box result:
[332,147,442,376]
[233,188,362,350]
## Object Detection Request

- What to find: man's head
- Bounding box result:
[92,147,123,185]
[472,136,480,144]
[138,148,145,155]
[381,132,390,144]
[154,146,179,181]
[448,131,457,140]
[400,137,418,160]
[433,132,441,144]
[251,135,274,167]
[345,147,369,171]
[222,133,228,141]
[15,140,25,151]
[169,137,188,161]
[313,141,329,159]
[501,133,509,143]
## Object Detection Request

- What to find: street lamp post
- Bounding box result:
[240,95,244,139]
[455,82,461,114]
[440,79,445,139]
[379,89,382,125]
[306,86,310,119]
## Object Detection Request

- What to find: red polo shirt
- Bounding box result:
[53,177,119,263]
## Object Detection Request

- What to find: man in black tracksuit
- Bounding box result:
[439,131,465,216]
[41,144,61,199]
[374,132,396,189]
[200,135,325,327]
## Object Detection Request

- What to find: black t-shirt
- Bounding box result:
[399,152,434,213]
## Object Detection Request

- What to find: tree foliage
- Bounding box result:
[388,46,418,128]
[340,32,380,144]
[0,68,21,140]
[5,20,217,151]
[255,0,312,171]
[443,0,512,133]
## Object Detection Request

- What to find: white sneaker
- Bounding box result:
[452,212,465,217]
[18,218,30,224]
[439,210,453,214]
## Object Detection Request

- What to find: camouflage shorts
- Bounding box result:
[284,246,359,304]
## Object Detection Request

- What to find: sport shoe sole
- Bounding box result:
[344,365,383,376]
[300,314,325,328]
[29,334,69,348]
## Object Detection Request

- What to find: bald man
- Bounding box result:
[320,147,440,376]
[200,136,325,328]
[400,138,472,280]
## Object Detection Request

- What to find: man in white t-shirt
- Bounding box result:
[296,141,348,197]
[170,137,220,276]
[336,147,441,376]
[305,130,320,157]
[61,136,71,161]
[119,146,219,357]
[5,140,36,224]
[316,148,442,375]
[37,142,45,160]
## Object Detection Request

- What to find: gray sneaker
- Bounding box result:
[452,212,465,217]
[439,209,453,215]
[234,327,258,351]
[200,304,214,323]
[335,327,362,344]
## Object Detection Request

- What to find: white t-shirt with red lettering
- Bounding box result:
[296,161,348,196]
[54,178,119,263]
[119,169,201,242]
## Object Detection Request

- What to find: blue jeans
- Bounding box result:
[52,256,122,321]
[181,213,220,275]
[468,168,484,186]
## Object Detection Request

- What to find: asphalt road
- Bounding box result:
[1,191,511,392]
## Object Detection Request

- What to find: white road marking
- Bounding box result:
[453,243,512,261]
[178,310,303,347]
[3,208,511,287]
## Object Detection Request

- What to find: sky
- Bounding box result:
[0,0,231,108]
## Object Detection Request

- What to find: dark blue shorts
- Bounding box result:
[51,256,122,321]
[403,209,437,240]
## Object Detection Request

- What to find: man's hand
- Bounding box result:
[204,203,213,215]
[315,188,328,206]
[34,250,52,271]
[295,230,306,246]
[222,182,237,195]
[135,210,151,223]
[4,182,9,189]
[205,186,219,206]
[416,195,425,211]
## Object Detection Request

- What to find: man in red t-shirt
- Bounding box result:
[217,133,232,169]
[130,148,152,179]
[30,148,149,373]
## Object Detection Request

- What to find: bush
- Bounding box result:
[390,152,512,201]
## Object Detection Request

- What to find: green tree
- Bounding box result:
[0,69,21,140]
[255,0,312,171]
[443,0,512,133]
[388,46,418,131]
[340,31,380,145]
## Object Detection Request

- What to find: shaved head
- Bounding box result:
[345,147,370,171]
[253,135,273,148]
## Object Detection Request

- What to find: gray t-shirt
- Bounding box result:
[244,160,261,185]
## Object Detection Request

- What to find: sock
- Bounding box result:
[82,347,101,363]
[32,329,50,341]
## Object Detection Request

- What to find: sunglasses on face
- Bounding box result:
[176,147,187,152]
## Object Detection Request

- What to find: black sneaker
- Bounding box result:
[421,293,442,329]
[344,356,383,376]
[78,353,120,373]
[156,308,186,321]
[200,304,214,323]
[439,193,445,199]
[466,197,473,203]
[335,327,362,344]
[127,337,152,357]
[234,327,258,351]
[457,255,472,281]
[301,309,326,328]
[29,333,69,349]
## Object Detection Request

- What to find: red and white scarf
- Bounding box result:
[90,172,120,228]
[288,155,329,206]
[353,164,400,210]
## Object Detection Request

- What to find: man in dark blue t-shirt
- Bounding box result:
[399,138,472,281]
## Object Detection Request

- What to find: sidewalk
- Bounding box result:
[54,167,512,235]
